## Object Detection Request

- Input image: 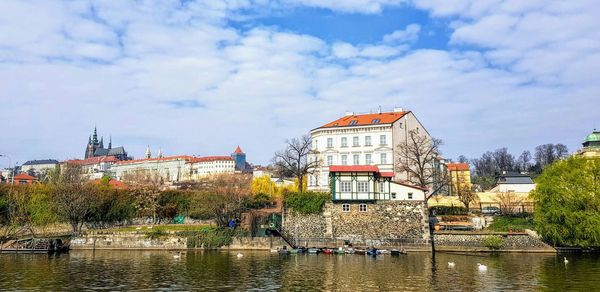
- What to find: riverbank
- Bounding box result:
[70,229,555,253]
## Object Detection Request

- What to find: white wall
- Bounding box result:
[492,184,536,193]
[389,182,425,201]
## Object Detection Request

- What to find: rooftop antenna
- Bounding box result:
[378,106,382,114]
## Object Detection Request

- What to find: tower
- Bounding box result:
[231,146,246,171]
[108,136,112,149]
[145,146,152,159]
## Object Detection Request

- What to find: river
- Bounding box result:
[1,250,599,291]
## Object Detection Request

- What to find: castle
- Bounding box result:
[84,127,129,161]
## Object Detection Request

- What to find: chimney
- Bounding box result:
[344,111,354,116]
[393,107,404,112]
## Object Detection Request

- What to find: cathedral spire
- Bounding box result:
[145,146,151,159]
[100,137,104,148]
[92,126,98,144]
[108,136,112,149]
[157,148,163,158]
[88,135,91,144]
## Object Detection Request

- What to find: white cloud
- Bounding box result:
[383,24,421,43]
[0,0,598,168]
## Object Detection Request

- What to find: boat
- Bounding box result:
[335,248,346,255]
[345,248,355,254]
[323,248,333,254]
[0,238,69,254]
[278,249,290,255]
[308,248,320,254]
[289,248,300,254]
[390,249,407,256]
[355,249,366,255]
[366,249,381,256]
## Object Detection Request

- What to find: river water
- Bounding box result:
[1,250,599,291]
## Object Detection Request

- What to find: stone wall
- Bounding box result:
[434,233,555,252]
[71,232,187,250]
[283,201,429,245]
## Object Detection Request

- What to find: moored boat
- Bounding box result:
[308,248,320,254]
[323,248,333,254]
[355,249,366,255]
[390,249,407,256]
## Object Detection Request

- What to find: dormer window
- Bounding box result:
[371,119,380,124]
[349,120,358,125]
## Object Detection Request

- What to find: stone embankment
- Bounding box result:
[433,231,555,252]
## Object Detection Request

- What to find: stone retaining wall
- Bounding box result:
[283,201,429,245]
[434,233,555,252]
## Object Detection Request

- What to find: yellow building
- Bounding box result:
[447,163,471,196]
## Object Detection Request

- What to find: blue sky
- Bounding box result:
[0,0,598,167]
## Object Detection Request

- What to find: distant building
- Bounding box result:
[12,173,38,185]
[231,146,251,172]
[20,159,58,175]
[110,147,244,183]
[63,156,120,180]
[490,171,536,193]
[577,129,600,158]
[84,127,129,161]
[308,109,433,192]
[447,163,471,196]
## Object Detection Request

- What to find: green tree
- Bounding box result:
[531,156,600,247]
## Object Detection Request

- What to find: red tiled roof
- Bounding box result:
[392,180,428,191]
[234,146,244,154]
[379,172,394,178]
[329,165,380,172]
[447,163,470,171]
[65,156,119,166]
[114,155,194,165]
[189,156,234,163]
[318,111,409,129]
[92,179,128,189]
[14,173,38,180]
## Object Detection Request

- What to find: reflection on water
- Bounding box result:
[1,250,599,291]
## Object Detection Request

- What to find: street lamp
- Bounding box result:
[0,154,14,185]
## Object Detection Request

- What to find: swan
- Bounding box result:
[564,257,569,264]
[237,253,244,258]
[448,262,456,268]
[173,252,181,259]
[477,263,487,272]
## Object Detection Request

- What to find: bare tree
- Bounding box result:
[51,165,97,234]
[191,174,252,227]
[273,134,320,192]
[396,130,449,202]
[495,191,523,214]
[517,150,532,173]
[121,170,164,224]
[457,155,469,163]
[455,174,477,212]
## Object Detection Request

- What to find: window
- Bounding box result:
[380,153,387,164]
[379,181,385,192]
[349,120,358,125]
[399,122,403,129]
[309,176,315,186]
[353,136,359,147]
[365,136,371,146]
[359,204,368,212]
[408,192,413,199]
[357,181,368,192]
[380,135,387,145]
[340,181,352,192]
[365,154,372,165]
[341,155,348,165]
[371,119,380,124]
[341,137,348,147]
[314,139,318,149]
[327,138,333,148]
[391,192,397,199]
[327,155,333,166]
[342,204,350,212]
[353,154,359,165]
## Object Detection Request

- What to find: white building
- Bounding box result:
[329,165,426,202]
[63,156,119,180]
[308,109,432,192]
[111,155,236,183]
[489,172,536,193]
[20,159,59,175]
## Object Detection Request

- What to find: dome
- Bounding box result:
[584,129,600,143]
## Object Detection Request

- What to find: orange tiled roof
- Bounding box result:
[447,163,470,171]
[14,173,38,180]
[114,155,194,165]
[65,156,119,166]
[190,156,234,163]
[234,146,244,154]
[318,111,409,129]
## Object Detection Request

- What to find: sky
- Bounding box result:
[1,0,599,168]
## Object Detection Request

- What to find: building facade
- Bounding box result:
[577,129,600,158]
[490,172,536,193]
[84,127,129,161]
[20,159,58,176]
[308,109,432,192]
[447,163,471,196]
[63,156,119,180]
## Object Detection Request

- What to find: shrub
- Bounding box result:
[430,206,468,216]
[146,228,168,240]
[180,227,249,249]
[284,192,330,214]
[483,236,503,250]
